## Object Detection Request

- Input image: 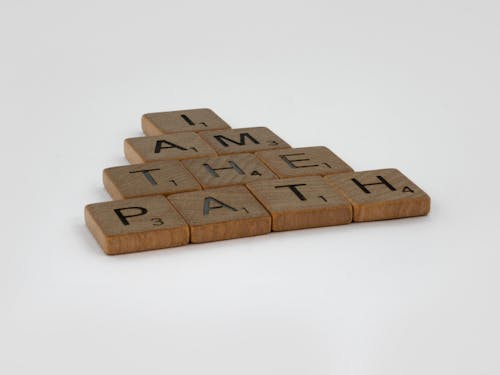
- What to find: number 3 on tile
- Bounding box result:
[151,218,164,226]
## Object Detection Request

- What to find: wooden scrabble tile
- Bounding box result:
[124,132,216,164]
[246,176,352,231]
[199,127,291,155]
[324,169,431,222]
[182,153,276,189]
[142,108,231,136]
[168,186,271,243]
[85,195,189,255]
[256,146,353,178]
[103,160,201,200]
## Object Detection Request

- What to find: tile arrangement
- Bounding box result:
[85,108,431,255]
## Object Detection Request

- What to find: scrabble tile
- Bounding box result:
[199,127,290,155]
[256,146,353,178]
[246,176,352,231]
[85,195,189,255]
[324,168,431,222]
[124,132,216,164]
[168,186,271,243]
[103,160,201,200]
[182,153,277,189]
[142,108,231,135]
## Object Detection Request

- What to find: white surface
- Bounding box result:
[1,1,499,374]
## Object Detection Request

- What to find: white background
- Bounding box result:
[1,1,499,374]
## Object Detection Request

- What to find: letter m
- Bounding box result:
[213,132,259,147]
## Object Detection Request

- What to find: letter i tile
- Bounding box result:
[142,108,231,135]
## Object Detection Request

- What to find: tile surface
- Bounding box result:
[199,127,290,155]
[124,132,216,163]
[256,146,353,177]
[85,195,189,255]
[142,108,231,135]
[168,186,271,243]
[246,176,352,231]
[325,168,431,221]
[103,160,201,200]
[182,153,276,189]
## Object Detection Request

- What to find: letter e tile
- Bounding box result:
[256,146,353,177]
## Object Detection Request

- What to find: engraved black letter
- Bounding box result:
[351,176,396,194]
[213,132,259,147]
[203,161,245,177]
[180,114,207,127]
[274,183,307,201]
[279,153,318,169]
[180,114,195,126]
[113,207,148,225]
[203,197,238,215]
[154,140,188,153]
[129,168,161,185]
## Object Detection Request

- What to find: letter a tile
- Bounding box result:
[256,146,353,178]
[124,132,216,164]
[103,160,201,200]
[246,176,352,231]
[85,195,189,255]
[324,169,431,222]
[168,186,271,243]
[182,153,276,189]
[142,108,231,135]
[199,127,290,155]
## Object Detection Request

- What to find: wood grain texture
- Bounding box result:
[182,153,276,189]
[246,176,352,231]
[256,146,353,178]
[85,195,189,255]
[124,132,217,164]
[168,186,271,243]
[142,108,231,135]
[198,127,290,155]
[324,168,431,222]
[103,160,201,200]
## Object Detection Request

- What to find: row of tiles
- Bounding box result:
[127,126,291,163]
[106,148,352,199]
[86,171,431,255]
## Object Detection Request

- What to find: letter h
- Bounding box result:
[351,175,396,194]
